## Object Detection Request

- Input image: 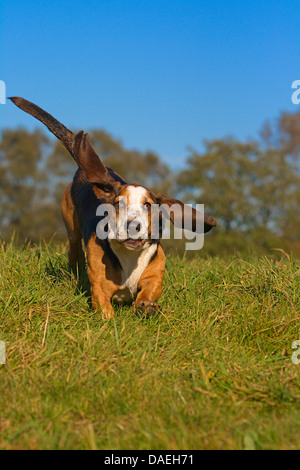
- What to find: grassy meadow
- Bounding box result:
[0,239,300,450]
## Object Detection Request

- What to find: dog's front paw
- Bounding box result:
[134,301,159,317]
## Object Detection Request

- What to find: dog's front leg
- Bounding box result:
[134,245,166,316]
[89,280,114,319]
[86,236,118,319]
[134,280,163,316]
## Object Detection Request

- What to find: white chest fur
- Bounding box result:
[110,241,157,302]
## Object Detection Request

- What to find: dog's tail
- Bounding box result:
[9,97,76,160]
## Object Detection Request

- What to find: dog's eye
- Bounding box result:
[144,202,151,210]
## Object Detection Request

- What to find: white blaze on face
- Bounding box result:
[124,185,149,239]
[126,185,147,218]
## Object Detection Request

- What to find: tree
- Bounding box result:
[178,117,300,252]
[0,128,51,240]
[178,138,261,232]
[258,111,300,241]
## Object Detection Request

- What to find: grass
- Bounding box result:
[0,239,300,449]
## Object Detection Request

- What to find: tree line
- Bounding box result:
[1,109,300,256]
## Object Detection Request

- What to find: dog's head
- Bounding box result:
[73,131,216,251]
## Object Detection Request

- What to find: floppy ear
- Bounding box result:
[72,131,113,187]
[154,194,216,233]
[72,131,117,201]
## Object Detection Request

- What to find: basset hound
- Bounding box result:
[9,97,216,318]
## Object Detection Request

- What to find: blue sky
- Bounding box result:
[1,0,300,168]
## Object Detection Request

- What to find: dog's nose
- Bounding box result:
[126,220,141,235]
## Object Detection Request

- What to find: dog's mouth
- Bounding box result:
[117,238,147,250]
